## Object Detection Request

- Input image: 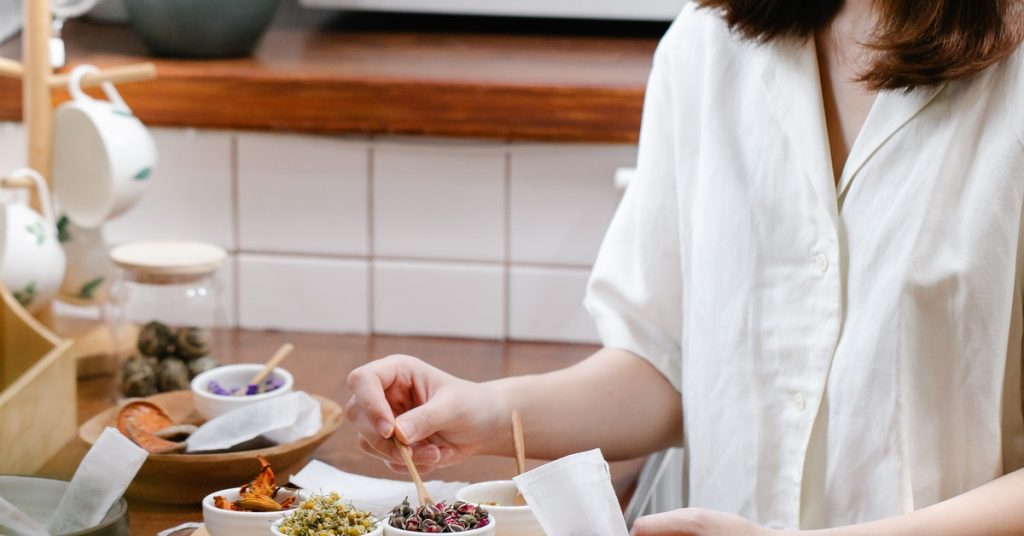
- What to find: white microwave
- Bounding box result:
[298,0,687,21]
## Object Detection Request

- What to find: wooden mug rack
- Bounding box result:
[0,0,159,474]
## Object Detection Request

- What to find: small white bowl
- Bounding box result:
[457,480,544,536]
[191,363,294,420]
[202,487,298,536]
[383,513,496,536]
[270,517,384,535]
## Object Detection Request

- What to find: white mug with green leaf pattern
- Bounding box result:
[53,64,156,229]
[57,215,114,305]
[0,168,67,312]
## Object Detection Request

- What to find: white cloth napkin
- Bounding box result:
[513,449,629,536]
[186,391,322,452]
[47,427,148,535]
[290,459,468,516]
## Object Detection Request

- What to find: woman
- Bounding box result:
[346,0,1024,533]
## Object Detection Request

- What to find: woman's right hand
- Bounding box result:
[345,354,510,474]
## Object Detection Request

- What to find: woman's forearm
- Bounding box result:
[484,347,683,461]
[803,469,1024,536]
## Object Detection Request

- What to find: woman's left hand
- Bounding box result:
[632,508,781,536]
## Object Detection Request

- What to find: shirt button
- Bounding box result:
[792,392,806,411]
[814,254,829,273]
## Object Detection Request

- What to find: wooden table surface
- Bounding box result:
[0,1,664,142]
[35,330,644,535]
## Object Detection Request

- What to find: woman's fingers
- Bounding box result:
[357,436,442,466]
[347,355,416,438]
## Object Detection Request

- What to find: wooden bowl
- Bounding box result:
[79,390,342,504]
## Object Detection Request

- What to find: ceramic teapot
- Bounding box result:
[0,168,66,311]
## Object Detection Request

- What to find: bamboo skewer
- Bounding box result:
[394,437,435,506]
[511,409,528,505]
[235,343,294,396]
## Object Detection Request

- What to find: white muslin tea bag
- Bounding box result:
[47,427,148,535]
[290,459,468,515]
[513,449,630,536]
[0,495,48,536]
[186,391,322,452]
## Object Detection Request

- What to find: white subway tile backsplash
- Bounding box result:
[238,133,369,256]
[374,259,504,339]
[508,265,599,344]
[509,144,635,266]
[374,143,505,262]
[238,254,369,333]
[104,128,235,249]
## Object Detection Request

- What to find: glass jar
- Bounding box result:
[106,241,228,400]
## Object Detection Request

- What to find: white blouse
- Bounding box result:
[585,3,1024,530]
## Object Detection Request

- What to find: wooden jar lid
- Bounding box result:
[110,241,226,283]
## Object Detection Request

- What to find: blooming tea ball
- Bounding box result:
[138,321,174,357]
[156,357,191,392]
[175,326,212,359]
[121,355,158,398]
[187,355,220,379]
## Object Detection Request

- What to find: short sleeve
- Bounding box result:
[584,29,684,392]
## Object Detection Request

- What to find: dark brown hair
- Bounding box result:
[695,0,1024,90]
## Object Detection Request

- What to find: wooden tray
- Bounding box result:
[0,282,75,474]
[79,390,343,504]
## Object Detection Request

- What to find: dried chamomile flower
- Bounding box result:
[277,492,377,536]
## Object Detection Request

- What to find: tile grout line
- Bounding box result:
[230,133,241,329]
[366,142,376,336]
[502,148,512,341]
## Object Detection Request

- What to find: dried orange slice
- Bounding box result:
[116,401,185,454]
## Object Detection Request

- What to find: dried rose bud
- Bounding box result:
[404,518,421,531]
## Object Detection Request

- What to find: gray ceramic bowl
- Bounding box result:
[0,475,129,536]
[125,0,280,58]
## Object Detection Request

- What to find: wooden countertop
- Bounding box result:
[0,3,664,142]
[36,329,644,535]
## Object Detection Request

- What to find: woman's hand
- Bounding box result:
[345,354,509,474]
[632,508,780,536]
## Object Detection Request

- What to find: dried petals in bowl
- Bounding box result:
[389,497,491,533]
[275,491,378,535]
[207,377,284,396]
[215,455,295,512]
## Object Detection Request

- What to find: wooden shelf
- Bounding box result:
[0,6,662,142]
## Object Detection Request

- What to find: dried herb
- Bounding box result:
[389,498,490,533]
[276,492,377,535]
[138,321,174,357]
[215,455,296,512]
[207,377,284,396]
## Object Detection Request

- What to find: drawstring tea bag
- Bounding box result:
[48,427,148,534]
[513,449,629,536]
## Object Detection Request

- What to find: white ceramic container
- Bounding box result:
[383,515,496,536]
[0,475,129,535]
[202,487,299,536]
[0,168,66,312]
[191,363,294,420]
[456,480,545,536]
[53,64,156,228]
[57,216,114,305]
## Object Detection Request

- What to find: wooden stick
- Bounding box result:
[1,176,36,189]
[394,437,435,506]
[0,57,23,80]
[23,0,54,187]
[511,409,528,505]
[236,343,294,396]
[50,63,157,90]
